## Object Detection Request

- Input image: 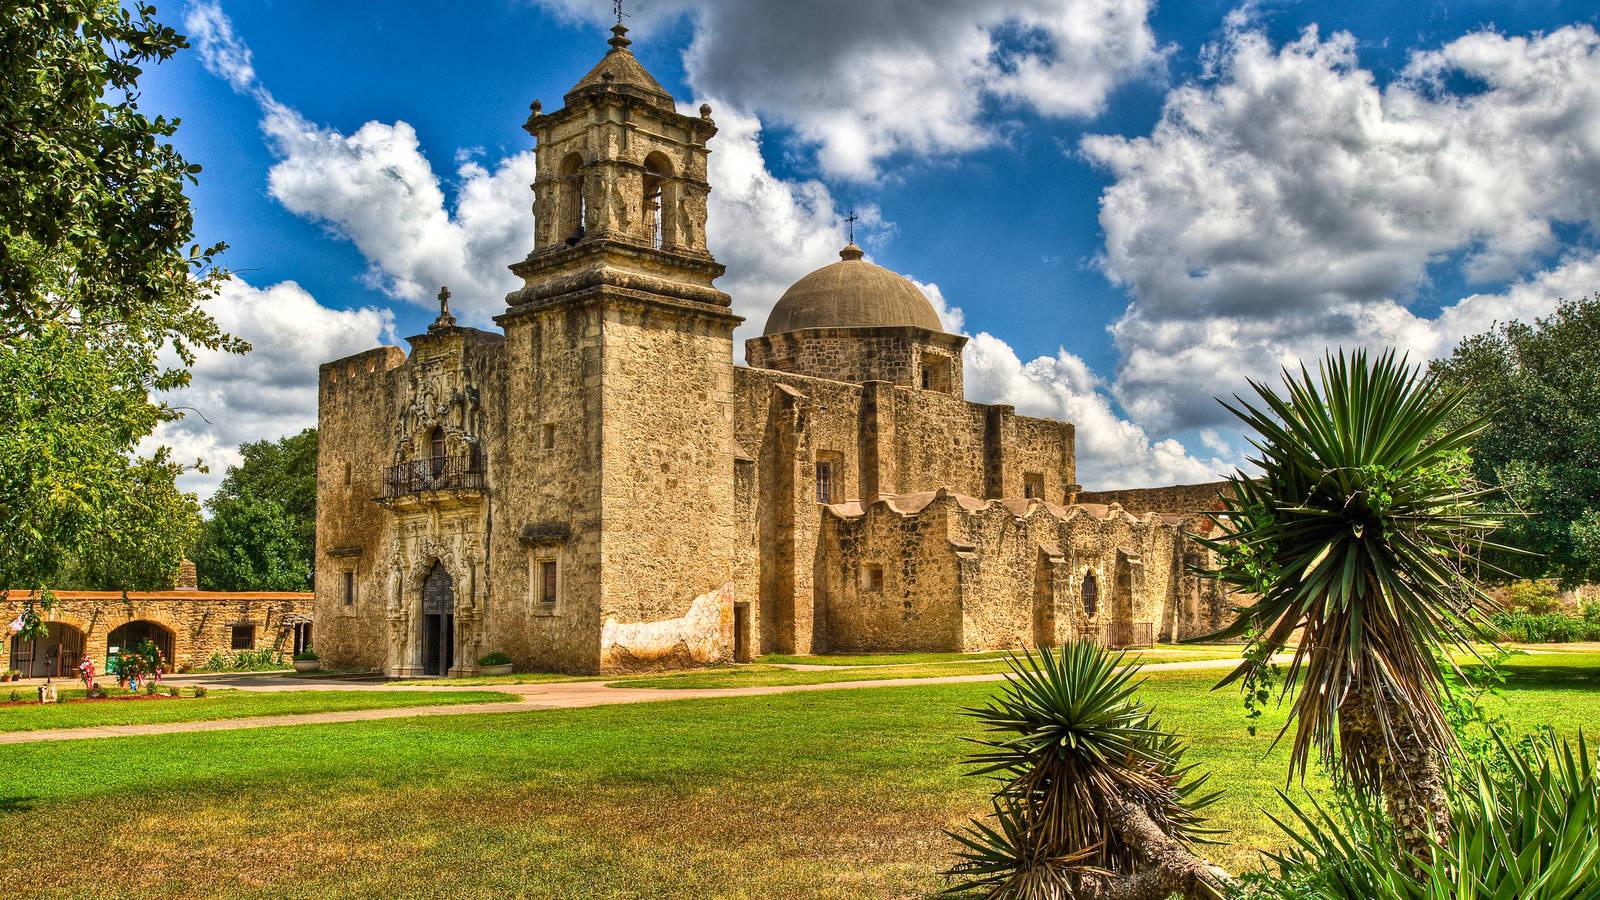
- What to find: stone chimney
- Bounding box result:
[173,559,199,591]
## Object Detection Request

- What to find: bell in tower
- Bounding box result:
[507,21,728,313]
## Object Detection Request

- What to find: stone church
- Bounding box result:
[314,24,1227,677]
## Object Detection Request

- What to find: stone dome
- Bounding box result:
[762,244,944,336]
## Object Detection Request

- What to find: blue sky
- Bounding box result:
[146,1,1600,495]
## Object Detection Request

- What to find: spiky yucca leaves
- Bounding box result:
[1257,732,1600,899]
[945,642,1222,899]
[1195,350,1512,843]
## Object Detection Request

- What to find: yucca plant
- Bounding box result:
[1253,732,1600,899]
[1195,350,1514,853]
[945,641,1227,899]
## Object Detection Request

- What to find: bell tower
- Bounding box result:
[495,21,740,670]
[507,21,727,311]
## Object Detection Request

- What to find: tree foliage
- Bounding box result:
[1195,350,1508,846]
[0,1,243,601]
[1430,294,1600,587]
[194,429,317,591]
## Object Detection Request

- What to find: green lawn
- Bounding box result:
[0,687,513,733]
[0,653,1591,898]
[617,647,1245,689]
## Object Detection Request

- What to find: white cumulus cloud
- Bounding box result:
[1082,20,1600,431]
[537,0,1167,180]
[149,278,395,497]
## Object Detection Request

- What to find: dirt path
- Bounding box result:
[0,655,1257,745]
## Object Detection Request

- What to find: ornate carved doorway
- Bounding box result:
[422,562,455,676]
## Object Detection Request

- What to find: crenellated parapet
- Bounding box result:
[818,490,1220,652]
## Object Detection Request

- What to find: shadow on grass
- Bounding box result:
[1499,664,1600,687]
[0,796,36,814]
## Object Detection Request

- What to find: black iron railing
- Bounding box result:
[1104,621,1154,648]
[382,454,485,498]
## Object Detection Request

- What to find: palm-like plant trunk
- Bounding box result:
[1084,800,1229,900]
[1338,682,1453,860]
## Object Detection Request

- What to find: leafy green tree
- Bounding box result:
[194,493,309,592]
[1,2,244,610]
[193,429,317,591]
[1430,294,1600,587]
[1197,350,1507,855]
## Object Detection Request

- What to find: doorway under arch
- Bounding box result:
[421,562,455,676]
[106,620,175,672]
[8,622,86,678]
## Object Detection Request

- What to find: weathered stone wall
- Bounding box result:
[1076,481,1229,514]
[818,495,1209,653]
[732,364,1080,655]
[596,296,740,663]
[2,591,312,675]
[745,327,965,394]
[315,346,406,672]
[489,301,607,674]
[821,496,963,652]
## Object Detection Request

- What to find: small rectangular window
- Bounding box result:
[1024,472,1045,500]
[541,423,556,450]
[230,625,255,650]
[815,461,833,504]
[343,570,356,606]
[919,352,952,392]
[540,559,558,606]
[861,564,884,592]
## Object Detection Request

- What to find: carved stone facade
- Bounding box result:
[313,26,1228,677]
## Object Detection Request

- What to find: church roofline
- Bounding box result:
[823,490,1181,527]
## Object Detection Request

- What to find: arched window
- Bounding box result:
[1081,571,1099,617]
[428,427,447,479]
[559,152,585,245]
[642,152,674,249]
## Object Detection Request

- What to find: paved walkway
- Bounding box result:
[0,655,1256,746]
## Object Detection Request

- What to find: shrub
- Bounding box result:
[1504,579,1561,614]
[945,642,1224,898]
[192,686,208,698]
[1489,610,1600,643]
[478,651,512,667]
[196,649,287,672]
[7,690,17,702]
[1252,732,1600,899]
[292,647,319,662]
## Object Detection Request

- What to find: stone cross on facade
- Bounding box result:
[430,285,457,331]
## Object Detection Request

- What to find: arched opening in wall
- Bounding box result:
[1110,553,1147,647]
[8,622,85,678]
[642,152,675,249]
[1081,571,1099,618]
[106,620,174,673]
[559,152,585,245]
[421,562,456,676]
[1032,555,1057,649]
